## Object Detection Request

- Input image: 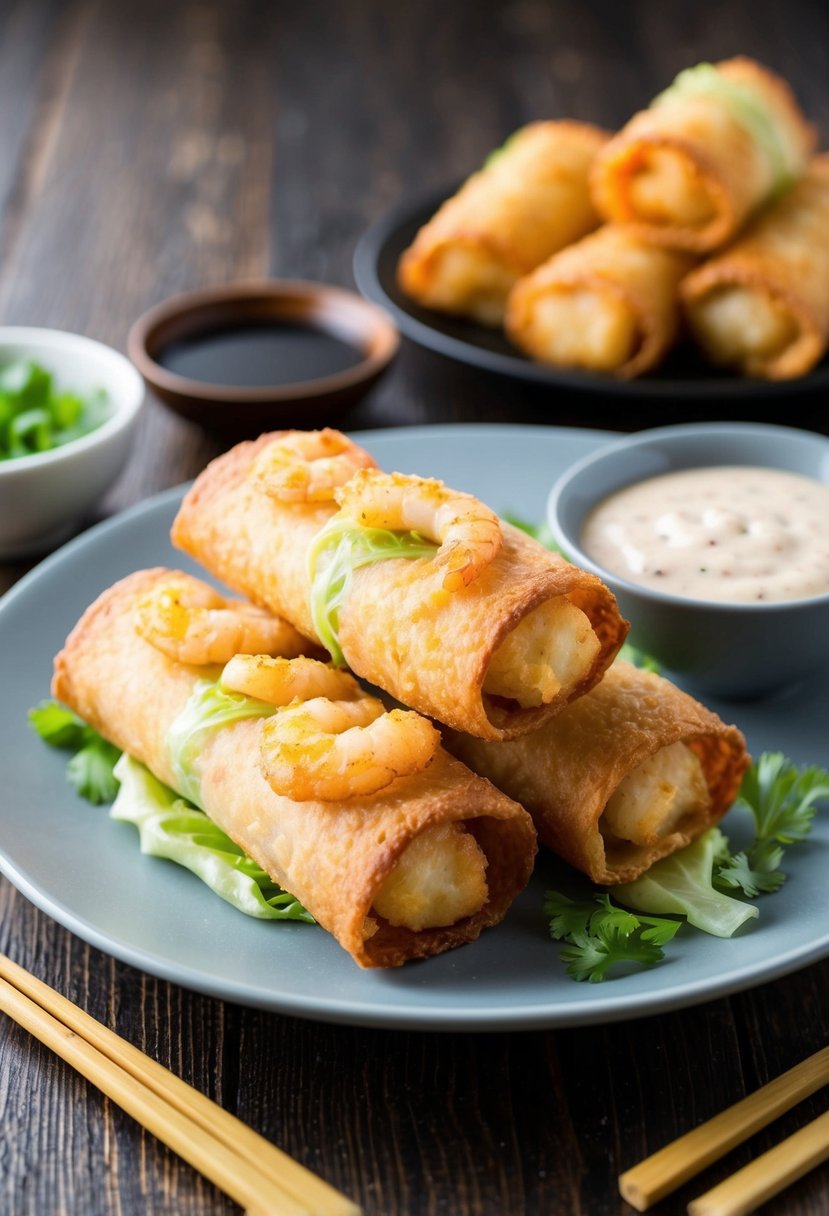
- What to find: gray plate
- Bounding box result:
[2,424,828,1031]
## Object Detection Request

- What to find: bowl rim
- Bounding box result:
[127,278,400,404]
[547,420,829,613]
[0,326,144,473]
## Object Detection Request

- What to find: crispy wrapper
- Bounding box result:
[171,433,627,741]
[505,225,694,377]
[397,120,609,324]
[446,661,749,885]
[681,155,829,379]
[591,58,816,252]
[52,569,537,969]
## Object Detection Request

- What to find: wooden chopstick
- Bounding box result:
[687,1109,829,1216]
[0,952,360,1216]
[618,1045,829,1211]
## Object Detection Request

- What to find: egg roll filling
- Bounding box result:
[600,742,711,848]
[165,676,491,933]
[483,595,601,707]
[421,244,519,326]
[508,283,642,373]
[624,147,717,227]
[372,821,489,930]
[684,283,798,368]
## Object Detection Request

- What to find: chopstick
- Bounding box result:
[687,1110,829,1216]
[0,952,360,1216]
[618,1044,829,1212]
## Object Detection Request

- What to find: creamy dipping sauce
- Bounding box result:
[581,465,829,603]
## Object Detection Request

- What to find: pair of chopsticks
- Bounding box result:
[0,952,360,1216]
[619,1045,829,1215]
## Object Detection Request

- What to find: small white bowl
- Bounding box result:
[0,328,144,558]
[548,422,829,699]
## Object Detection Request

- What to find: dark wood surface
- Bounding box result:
[1,2,828,1213]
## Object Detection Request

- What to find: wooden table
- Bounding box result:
[1,2,828,1212]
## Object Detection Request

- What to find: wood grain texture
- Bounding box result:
[1,1,829,1212]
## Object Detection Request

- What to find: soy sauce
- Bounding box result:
[158,323,363,387]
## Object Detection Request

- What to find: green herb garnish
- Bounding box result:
[544,891,682,982]
[0,360,109,460]
[29,700,120,803]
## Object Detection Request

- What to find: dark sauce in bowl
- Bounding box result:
[157,323,364,388]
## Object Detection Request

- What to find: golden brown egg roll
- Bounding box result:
[445,661,749,885]
[397,120,609,324]
[505,225,694,377]
[52,569,537,969]
[591,58,816,252]
[681,155,829,378]
[171,432,628,742]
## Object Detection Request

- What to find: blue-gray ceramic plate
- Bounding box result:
[1,425,828,1030]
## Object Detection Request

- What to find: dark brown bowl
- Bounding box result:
[128,279,399,435]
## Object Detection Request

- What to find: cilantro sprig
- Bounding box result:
[29,700,120,803]
[715,753,829,897]
[544,891,681,982]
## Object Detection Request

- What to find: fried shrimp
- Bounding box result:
[259,695,441,801]
[250,428,377,504]
[135,579,307,666]
[220,654,362,705]
[334,469,503,592]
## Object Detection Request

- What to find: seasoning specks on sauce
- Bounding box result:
[581,466,829,604]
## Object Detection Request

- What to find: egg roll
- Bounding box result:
[397,120,609,325]
[505,225,694,377]
[52,568,537,969]
[171,431,627,741]
[591,58,816,252]
[446,660,749,885]
[680,155,829,378]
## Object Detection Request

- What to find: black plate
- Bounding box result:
[354,186,829,402]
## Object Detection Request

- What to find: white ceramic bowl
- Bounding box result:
[0,328,144,558]
[548,422,829,699]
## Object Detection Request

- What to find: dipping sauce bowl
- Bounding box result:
[548,422,829,698]
[128,280,399,435]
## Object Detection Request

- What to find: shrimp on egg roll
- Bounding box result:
[397,120,609,325]
[171,429,628,742]
[52,568,537,968]
[590,58,816,252]
[505,225,694,377]
[446,660,749,885]
[681,155,829,378]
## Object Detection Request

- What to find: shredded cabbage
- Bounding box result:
[111,754,313,921]
[611,827,759,938]
[654,62,798,194]
[307,514,437,665]
[167,679,276,806]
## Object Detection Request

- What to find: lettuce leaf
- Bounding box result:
[612,828,759,938]
[111,754,313,922]
[307,514,437,665]
[166,679,277,806]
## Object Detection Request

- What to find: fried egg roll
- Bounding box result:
[171,432,627,741]
[681,155,829,378]
[52,569,537,969]
[397,120,609,324]
[591,58,816,252]
[446,660,748,885]
[505,225,694,377]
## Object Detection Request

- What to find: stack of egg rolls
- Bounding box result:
[590,57,816,252]
[447,661,749,885]
[172,431,628,741]
[53,568,537,969]
[397,120,608,324]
